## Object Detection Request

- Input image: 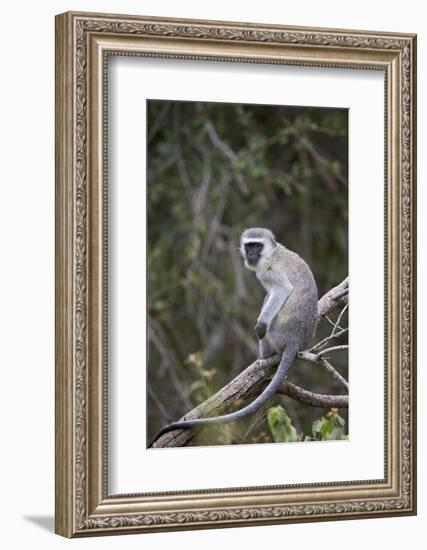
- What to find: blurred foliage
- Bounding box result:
[268,406,298,443]
[268,405,347,443]
[147,99,348,446]
[311,407,348,441]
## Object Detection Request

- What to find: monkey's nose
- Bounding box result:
[247,254,258,265]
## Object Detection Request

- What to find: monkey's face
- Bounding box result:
[240,229,276,270]
[244,242,264,267]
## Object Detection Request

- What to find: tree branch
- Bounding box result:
[317,276,348,319]
[298,351,348,391]
[204,120,249,195]
[277,381,348,408]
[152,278,349,448]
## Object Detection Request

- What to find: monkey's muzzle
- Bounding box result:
[245,242,263,265]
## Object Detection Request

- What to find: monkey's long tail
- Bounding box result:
[149,343,299,448]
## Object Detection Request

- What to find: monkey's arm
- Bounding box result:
[255,280,293,339]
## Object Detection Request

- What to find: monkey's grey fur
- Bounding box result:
[149,227,318,447]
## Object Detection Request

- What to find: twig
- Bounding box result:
[148,102,171,143]
[319,358,349,391]
[331,304,348,337]
[147,384,172,424]
[318,345,349,357]
[325,315,344,332]
[204,120,249,195]
[297,350,348,391]
[148,322,193,410]
[309,326,348,353]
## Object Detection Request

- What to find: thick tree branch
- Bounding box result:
[152,278,349,448]
[277,381,348,408]
[317,276,348,319]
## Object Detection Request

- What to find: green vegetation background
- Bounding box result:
[147,100,348,446]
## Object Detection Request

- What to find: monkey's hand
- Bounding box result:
[254,319,268,340]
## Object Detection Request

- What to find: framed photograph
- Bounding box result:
[55,11,417,537]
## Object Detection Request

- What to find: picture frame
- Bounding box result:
[55,11,417,537]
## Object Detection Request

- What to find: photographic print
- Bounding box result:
[56,12,416,536]
[147,99,349,449]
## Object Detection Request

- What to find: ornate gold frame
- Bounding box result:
[55,11,417,537]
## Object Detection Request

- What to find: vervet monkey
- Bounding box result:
[149,228,318,447]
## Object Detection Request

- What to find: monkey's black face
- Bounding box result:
[245,242,263,266]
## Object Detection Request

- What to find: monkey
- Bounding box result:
[149,227,318,447]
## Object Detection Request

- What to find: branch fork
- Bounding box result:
[153,277,349,448]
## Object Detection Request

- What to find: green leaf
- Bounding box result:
[311,409,347,441]
[312,418,324,440]
[267,405,298,443]
[273,178,293,196]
